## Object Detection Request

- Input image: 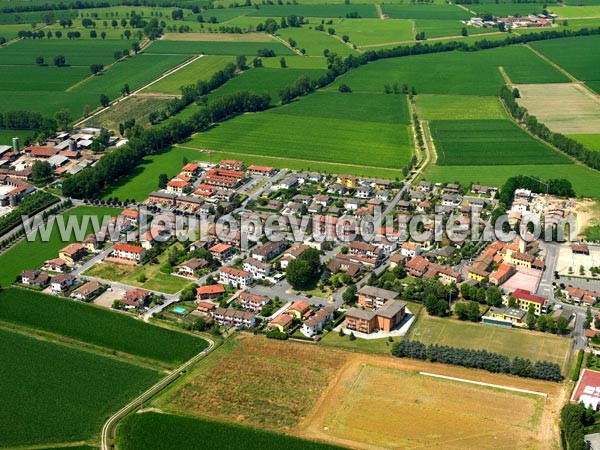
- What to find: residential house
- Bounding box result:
[110,243,145,263]
[344,300,407,334]
[237,292,269,312]
[268,313,293,332]
[19,270,49,287]
[214,307,256,328]
[219,159,244,171]
[121,288,151,308]
[219,267,253,289]
[251,240,287,262]
[405,255,430,278]
[209,243,233,261]
[243,257,271,280]
[177,258,208,277]
[280,244,309,269]
[489,263,516,286]
[247,165,275,176]
[400,242,422,258]
[51,274,76,293]
[58,243,87,265]
[287,300,311,319]
[181,162,199,177]
[327,257,362,278]
[301,306,335,337]
[71,281,102,301]
[358,285,399,308]
[196,284,226,301]
[42,258,67,272]
[348,241,382,266]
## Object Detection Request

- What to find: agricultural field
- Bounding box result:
[0,206,121,286]
[117,412,342,450]
[276,26,356,56]
[569,134,600,152]
[330,45,568,96]
[0,288,207,365]
[0,327,161,448]
[551,5,600,17]
[407,312,573,372]
[142,55,235,95]
[325,18,414,47]
[87,95,171,131]
[431,119,571,166]
[144,39,295,56]
[157,335,349,429]
[247,4,379,18]
[515,83,600,134]
[381,3,472,20]
[530,34,600,93]
[470,2,548,16]
[414,19,499,39]
[416,94,507,120]
[184,91,413,169]
[0,128,36,146]
[262,55,327,69]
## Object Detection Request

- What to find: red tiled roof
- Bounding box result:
[113,243,144,253]
[197,284,225,295]
[512,288,545,305]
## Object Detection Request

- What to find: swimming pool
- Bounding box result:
[173,306,186,314]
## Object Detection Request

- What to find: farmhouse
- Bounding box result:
[218,267,253,289]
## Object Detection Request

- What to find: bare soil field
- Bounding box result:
[161,32,274,42]
[297,355,566,450]
[515,83,600,134]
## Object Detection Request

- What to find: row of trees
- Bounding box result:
[62,90,270,198]
[0,191,58,237]
[0,110,55,131]
[497,174,575,207]
[560,403,594,450]
[501,84,600,174]
[392,340,563,381]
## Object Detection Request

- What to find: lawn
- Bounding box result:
[0,327,161,448]
[407,312,573,372]
[276,26,357,56]
[101,146,201,200]
[117,411,343,450]
[327,18,414,47]
[416,94,507,120]
[569,134,600,152]
[144,39,295,56]
[330,45,568,96]
[206,67,327,104]
[530,34,600,91]
[142,55,235,95]
[381,3,473,20]
[186,91,413,169]
[424,163,600,199]
[0,288,208,365]
[0,206,121,286]
[431,119,572,166]
[320,330,397,355]
[247,4,379,18]
[157,335,349,429]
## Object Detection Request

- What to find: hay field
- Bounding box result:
[516,83,600,134]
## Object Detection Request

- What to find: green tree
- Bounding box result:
[31,160,53,183]
[342,283,357,304]
[90,63,104,75]
[585,306,593,329]
[236,55,247,70]
[158,173,168,189]
[99,94,110,107]
[54,108,72,130]
[286,248,322,289]
[280,57,287,68]
[35,56,44,65]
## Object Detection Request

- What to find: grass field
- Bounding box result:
[414,19,499,39]
[0,65,89,91]
[551,4,600,17]
[530,35,600,92]
[431,119,571,165]
[416,94,507,120]
[381,3,472,20]
[0,288,207,365]
[86,95,171,131]
[424,162,600,198]
[185,91,413,169]
[515,83,600,134]
[470,2,548,16]
[262,55,327,69]
[327,18,414,47]
[142,55,235,95]
[276,26,356,56]
[117,412,343,450]
[247,4,379,18]
[330,45,568,96]
[312,362,548,449]
[0,128,36,145]
[144,39,295,56]
[407,312,573,371]
[569,134,600,151]
[0,206,121,286]
[206,67,327,104]
[0,327,160,448]
[158,335,349,429]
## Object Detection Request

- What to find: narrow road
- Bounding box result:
[100,336,215,450]
[375,4,384,19]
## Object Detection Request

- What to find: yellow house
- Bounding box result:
[487,306,526,326]
[337,175,358,188]
[468,267,488,282]
[268,313,293,332]
[511,289,546,316]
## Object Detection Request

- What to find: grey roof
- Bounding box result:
[358,285,399,300]
[346,307,376,320]
[376,299,407,318]
[490,306,526,320]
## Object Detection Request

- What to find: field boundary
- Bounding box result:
[420,371,549,397]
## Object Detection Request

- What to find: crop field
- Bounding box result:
[431,119,571,166]
[0,327,160,448]
[307,361,550,449]
[408,312,573,371]
[185,91,413,169]
[162,32,273,42]
[87,95,171,130]
[158,336,349,429]
[416,94,507,120]
[206,67,327,104]
[0,128,36,145]
[117,412,342,450]
[552,5,600,17]
[142,55,234,95]
[569,134,600,151]
[330,45,568,96]
[0,65,88,92]
[0,288,208,365]
[262,55,327,69]
[276,26,356,56]
[470,2,547,16]
[530,35,600,91]
[414,19,499,39]
[0,9,76,25]
[425,163,600,198]
[0,206,121,286]
[0,23,34,39]
[247,4,379,18]
[326,18,413,47]
[144,39,295,56]
[381,3,472,20]
[515,83,600,134]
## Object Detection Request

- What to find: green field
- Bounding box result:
[569,134,600,152]
[185,91,413,169]
[530,35,600,92]
[551,4,600,17]
[416,95,507,120]
[0,327,160,447]
[0,65,88,91]
[248,4,379,18]
[414,19,500,39]
[117,411,343,450]
[144,39,295,56]
[424,163,600,198]
[408,312,573,372]
[431,119,571,165]
[0,288,208,365]
[327,18,414,47]
[0,206,121,286]
[470,3,547,16]
[330,45,568,96]
[0,128,36,145]
[381,3,472,20]
[143,55,235,95]
[206,67,327,104]
[87,95,171,131]
[262,55,327,69]
[276,26,356,56]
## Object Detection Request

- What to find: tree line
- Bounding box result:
[0,111,56,132]
[501,85,600,176]
[0,191,58,237]
[560,403,594,450]
[497,174,575,207]
[392,340,564,381]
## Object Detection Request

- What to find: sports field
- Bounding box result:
[0,327,160,448]
[186,91,413,169]
[407,313,573,372]
[144,39,295,56]
[515,83,600,134]
[431,119,571,166]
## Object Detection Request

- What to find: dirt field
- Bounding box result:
[515,83,600,134]
[162,32,274,42]
[297,355,567,450]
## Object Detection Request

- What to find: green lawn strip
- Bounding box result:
[144,39,295,56]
